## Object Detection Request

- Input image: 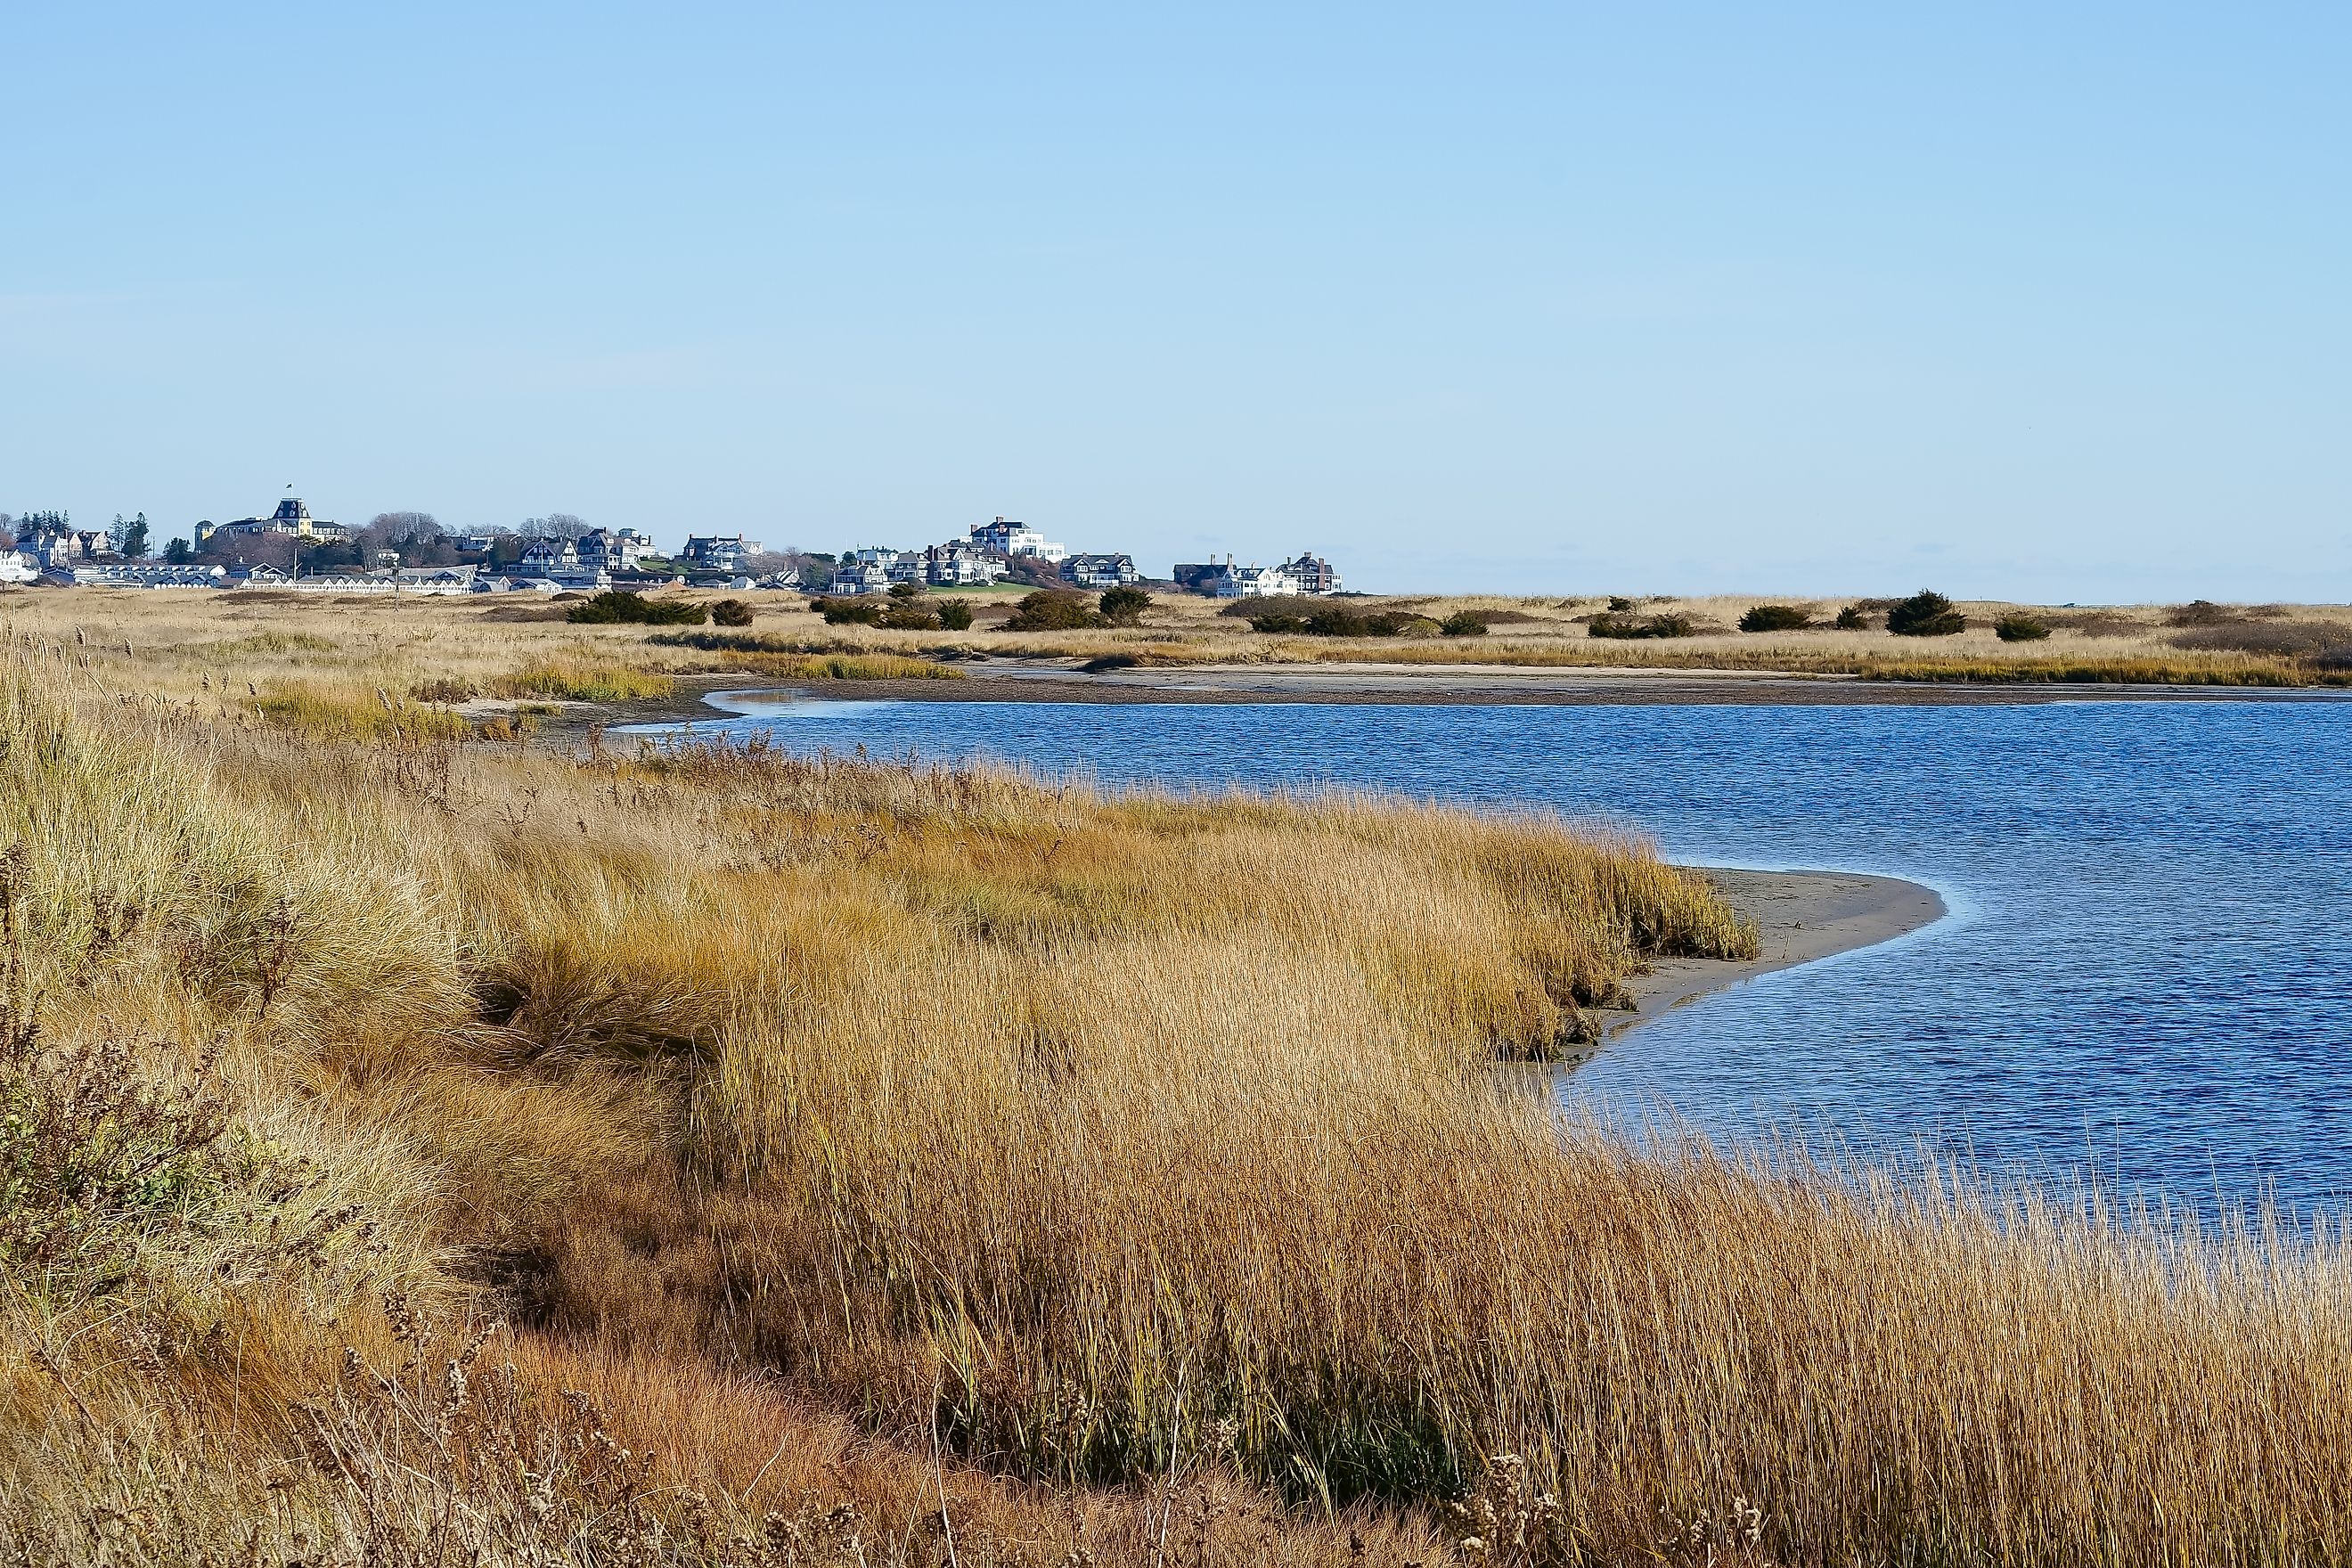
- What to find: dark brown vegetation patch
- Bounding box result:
[2170,621,2352,657]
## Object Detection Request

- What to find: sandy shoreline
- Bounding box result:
[599,662,2348,727]
[1605,869,1946,1043]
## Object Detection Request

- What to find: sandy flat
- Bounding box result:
[674,661,2346,710]
[1606,869,1946,1041]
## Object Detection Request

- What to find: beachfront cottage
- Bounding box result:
[66,562,229,589]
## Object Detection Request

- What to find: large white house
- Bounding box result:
[1210,562,1304,599]
[968,516,1066,563]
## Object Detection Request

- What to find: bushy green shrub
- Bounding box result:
[1607,596,1637,612]
[1003,592,1105,631]
[936,599,976,631]
[711,599,755,627]
[1835,605,1872,630]
[814,597,886,626]
[1738,605,1814,633]
[566,591,706,626]
[1099,585,1153,625]
[888,582,924,600]
[1441,611,1490,637]
[1886,591,1966,637]
[1588,613,1695,640]
[1995,614,2052,642]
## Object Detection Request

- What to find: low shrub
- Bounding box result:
[1886,590,1967,637]
[2165,600,2238,628]
[1441,610,1490,637]
[1607,596,1637,612]
[1739,604,1814,633]
[1003,592,1105,631]
[813,597,884,626]
[1834,605,1873,630]
[710,598,755,627]
[565,591,706,626]
[1995,614,2052,642]
[1099,585,1153,625]
[936,599,976,631]
[1588,614,1695,641]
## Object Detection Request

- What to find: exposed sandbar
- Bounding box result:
[1608,869,1946,1040]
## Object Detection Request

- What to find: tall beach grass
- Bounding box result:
[5,617,2352,1563]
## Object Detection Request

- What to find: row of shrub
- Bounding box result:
[815,590,977,631]
[1246,607,1489,638]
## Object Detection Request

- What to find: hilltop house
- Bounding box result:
[577,527,654,573]
[519,536,579,573]
[924,539,1006,586]
[1060,552,1139,590]
[1278,552,1343,594]
[682,535,761,572]
[968,516,1066,563]
[0,551,39,585]
[16,518,102,569]
[200,497,347,546]
[834,547,923,594]
[1210,560,1303,599]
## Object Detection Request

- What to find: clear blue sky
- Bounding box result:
[4,3,2346,599]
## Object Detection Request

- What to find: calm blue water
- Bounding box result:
[662,695,2352,1210]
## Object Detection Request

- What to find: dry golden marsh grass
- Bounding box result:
[6,584,2349,701]
[5,592,2352,1564]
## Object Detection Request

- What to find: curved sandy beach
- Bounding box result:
[1609,868,1946,1040]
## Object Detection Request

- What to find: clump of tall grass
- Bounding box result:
[192,629,339,658]
[492,660,674,702]
[255,682,470,742]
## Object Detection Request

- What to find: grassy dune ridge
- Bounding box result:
[9,587,2349,698]
[5,613,2352,1563]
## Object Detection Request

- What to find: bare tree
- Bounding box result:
[520,513,592,540]
[366,510,442,539]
